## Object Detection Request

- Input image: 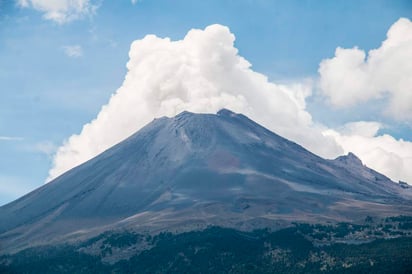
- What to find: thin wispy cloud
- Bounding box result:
[33,141,57,157]
[0,136,23,141]
[17,0,98,24]
[63,45,83,58]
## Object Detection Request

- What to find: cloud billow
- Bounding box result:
[47,24,341,181]
[319,18,412,122]
[48,22,412,186]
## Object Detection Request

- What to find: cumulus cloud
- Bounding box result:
[339,121,382,138]
[47,24,342,181]
[17,0,97,24]
[48,22,412,186]
[63,45,83,58]
[319,18,412,121]
[324,123,412,183]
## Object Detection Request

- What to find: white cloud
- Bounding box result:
[48,22,412,186]
[319,18,412,121]
[33,141,57,156]
[0,136,23,141]
[339,121,382,138]
[16,0,97,24]
[131,0,138,4]
[47,24,342,181]
[63,45,83,58]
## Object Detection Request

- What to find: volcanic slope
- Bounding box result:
[1,109,411,253]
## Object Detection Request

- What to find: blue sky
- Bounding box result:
[0,0,412,205]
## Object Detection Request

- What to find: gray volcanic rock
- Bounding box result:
[1,109,411,253]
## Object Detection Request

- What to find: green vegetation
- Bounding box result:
[1,217,412,273]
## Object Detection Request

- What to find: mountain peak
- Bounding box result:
[175,110,194,118]
[172,110,195,121]
[175,108,236,117]
[346,152,362,163]
[174,108,239,121]
[217,108,237,117]
[334,152,363,166]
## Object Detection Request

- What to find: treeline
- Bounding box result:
[1,225,412,273]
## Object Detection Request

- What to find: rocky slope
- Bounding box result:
[1,109,411,254]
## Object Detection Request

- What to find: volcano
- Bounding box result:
[1,109,411,258]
